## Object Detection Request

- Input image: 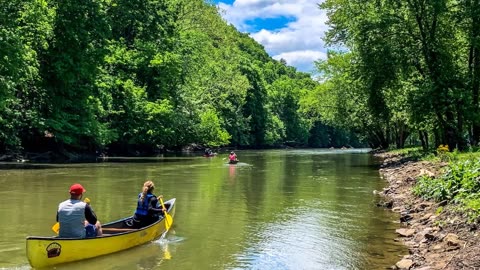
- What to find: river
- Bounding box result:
[0,149,406,269]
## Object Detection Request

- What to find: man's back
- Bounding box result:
[58,199,86,238]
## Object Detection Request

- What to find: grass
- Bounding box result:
[388,146,480,163]
[388,146,430,161]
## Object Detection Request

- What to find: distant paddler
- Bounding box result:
[228,151,238,164]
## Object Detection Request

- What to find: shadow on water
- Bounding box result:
[0,156,200,170]
[97,157,199,163]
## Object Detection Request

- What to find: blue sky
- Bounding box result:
[213,0,329,73]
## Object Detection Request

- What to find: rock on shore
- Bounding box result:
[375,152,480,270]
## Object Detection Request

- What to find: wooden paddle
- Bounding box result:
[158,195,173,231]
[52,198,91,234]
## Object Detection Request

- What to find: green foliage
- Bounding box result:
[305,51,378,147]
[389,147,430,161]
[389,147,423,155]
[413,159,480,220]
[413,175,451,202]
[317,0,480,150]
[39,0,110,148]
[142,99,177,146]
[264,115,285,146]
[462,196,480,222]
[268,76,312,145]
[437,146,460,162]
[197,109,231,147]
[0,0,348,154]
[0,0,54,150]
[240,59,268,146]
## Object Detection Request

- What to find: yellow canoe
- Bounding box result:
[26,198,176,268]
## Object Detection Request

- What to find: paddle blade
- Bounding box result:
[165,213,173,230]
[52,222,60,234]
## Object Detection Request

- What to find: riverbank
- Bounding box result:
[375,151,480,269]
[0,144,314,163]
[0,144,219,163]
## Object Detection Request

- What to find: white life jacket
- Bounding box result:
[57,199,87,238]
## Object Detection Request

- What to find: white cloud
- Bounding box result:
[273,50,327,73]
[217,0,329,72]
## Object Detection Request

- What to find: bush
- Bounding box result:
[436,144,460,162]
[413,159,480,220]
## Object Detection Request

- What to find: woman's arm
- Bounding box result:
[148,197,164,213]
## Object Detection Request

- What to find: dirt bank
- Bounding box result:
[375,152,480,270]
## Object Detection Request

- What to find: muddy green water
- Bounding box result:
[0,149,406,270]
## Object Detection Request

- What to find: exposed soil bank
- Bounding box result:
[375,151,480,270]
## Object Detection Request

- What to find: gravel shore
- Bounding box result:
[375,152,480,270]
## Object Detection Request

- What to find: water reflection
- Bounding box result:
[229,165,236,184]
[45,235,181,270]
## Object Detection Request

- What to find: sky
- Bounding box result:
[214,0,330,73]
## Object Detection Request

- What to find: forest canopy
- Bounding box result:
[313,0,480,151]
[0,0,364,156]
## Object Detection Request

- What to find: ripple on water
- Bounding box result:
[227,206,363,270]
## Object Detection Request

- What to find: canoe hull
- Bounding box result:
[26,198,175,268]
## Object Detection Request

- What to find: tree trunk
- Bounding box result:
[434,128,441,148]
[419,131,426,150]
[471,46,480,145]
[445,110,457,151]
[424,131,429,150]
[395,121,410,149]
[470,0,480,145]
[456,100,467,150]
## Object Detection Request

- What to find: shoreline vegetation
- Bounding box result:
[375,148,480,269]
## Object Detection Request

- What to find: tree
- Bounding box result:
[0,0,53,150]
[40,0,110,148]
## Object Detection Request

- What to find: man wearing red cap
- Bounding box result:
[57,183,103,238]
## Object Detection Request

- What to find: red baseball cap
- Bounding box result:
[69,183,86,195]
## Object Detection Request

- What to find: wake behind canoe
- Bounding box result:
[26,198,176,268]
